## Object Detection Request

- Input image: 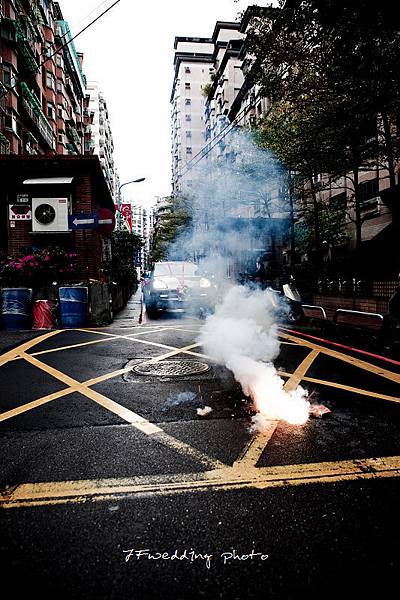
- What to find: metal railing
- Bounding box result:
[20,84,55,149]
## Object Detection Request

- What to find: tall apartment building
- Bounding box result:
[132,204,154,269]
[170,35,214,194]
[0,0,87,156]
[86,80,118,200]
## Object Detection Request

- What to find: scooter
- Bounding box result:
[267,276,304,324]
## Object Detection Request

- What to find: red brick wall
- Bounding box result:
[6,173,106,280]
[313,294,389,318]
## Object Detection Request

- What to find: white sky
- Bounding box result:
[62,0,272,207]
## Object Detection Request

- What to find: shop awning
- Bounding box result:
[23,177,74,185]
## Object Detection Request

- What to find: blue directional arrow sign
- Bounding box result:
[68,213,98,230]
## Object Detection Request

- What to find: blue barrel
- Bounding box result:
[59,286,88,328]
[1,288,32,330]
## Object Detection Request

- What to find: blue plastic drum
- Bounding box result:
[59,286,88,328]
[1,288,32,330]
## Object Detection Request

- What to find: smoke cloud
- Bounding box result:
[169,129,309,426]
[198,285,309,426]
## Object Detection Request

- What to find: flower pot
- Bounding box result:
[59,286,88,328]
[1,287,33,330]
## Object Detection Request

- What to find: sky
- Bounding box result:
[61,0,273,208]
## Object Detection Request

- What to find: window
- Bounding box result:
[56,54,64,69]
[185,114,191,122]
[186,147,192,154]
[185,82,191,90]
[57,104,63,119]
[185,98,191,106]
[185,130,192,138]
[58,133,64,144]
[45,42,53,57]
[2,64,11,86]
[46,71,55,90]
[185,66,191,73]
[57,79,63,94]
[47,102,55,120]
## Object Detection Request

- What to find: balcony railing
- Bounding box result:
[14,19,38,74]
[20,82,55,149]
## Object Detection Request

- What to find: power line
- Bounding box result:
[178,101,265,178]
[0,0,122,99]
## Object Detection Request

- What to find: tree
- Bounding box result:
[150,196,192,263]
[108,231,143,287]
[247,0,400,257]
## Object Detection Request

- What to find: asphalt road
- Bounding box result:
[1,307,400,599]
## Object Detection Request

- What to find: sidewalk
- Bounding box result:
[112,286,143,328]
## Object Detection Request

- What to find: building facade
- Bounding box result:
[0,0,87,156]
[86,80,118,201]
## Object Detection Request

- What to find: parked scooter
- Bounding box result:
[266,275,304,324]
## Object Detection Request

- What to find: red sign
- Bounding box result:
[120,203,132,232]
[96,207,115,236]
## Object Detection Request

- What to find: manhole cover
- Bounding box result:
[132,360,210,377]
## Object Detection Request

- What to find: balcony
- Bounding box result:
[0,81,7,114]
[20,82,55,149]
[67,125,81,146]
[13,19,38,74]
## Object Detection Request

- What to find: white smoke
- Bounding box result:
[198,285,310,426]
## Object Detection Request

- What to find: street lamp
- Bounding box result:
[117,177,146,229]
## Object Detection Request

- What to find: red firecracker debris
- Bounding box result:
[309,404,331,418]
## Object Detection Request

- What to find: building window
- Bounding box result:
[185,114,191,122]
[185,82,191,90]
[56,54,64,69]
[57,79,63,94]
[57,104,63,119]
[46,71,55,90]
[58,133,64,144]
[186,147,192,154]
[47,102,55,120]
[185,66,191,73]
[2,63,11,86]
[186,130,192,138]
[185,98,191,106]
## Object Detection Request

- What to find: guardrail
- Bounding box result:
[333,309,384,332]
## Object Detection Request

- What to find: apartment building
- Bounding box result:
[131,204,154,269]
[0,0,87,156]
[86,81,118,200]
[172,5,394,264]
[170,36,214,194]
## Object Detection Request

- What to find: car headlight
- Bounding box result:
[153,279,168,290]
[200,278,211,288]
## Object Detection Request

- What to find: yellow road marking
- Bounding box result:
[284,349,320,392]
[301,375,400,404]
[0,330,61,367]
[233,349,320,471]
[2,455,400,508]
[16,352,224,469]
[0,387,73,422]
[280,331,400,385]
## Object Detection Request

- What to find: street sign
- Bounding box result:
[96,207,115,236]
[9,204,32,221]
[68,213,98,230]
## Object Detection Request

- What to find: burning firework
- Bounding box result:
[199,286,310,427]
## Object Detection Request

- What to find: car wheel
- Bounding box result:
[146,303,159,319]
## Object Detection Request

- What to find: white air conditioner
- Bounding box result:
[32,198,70,232]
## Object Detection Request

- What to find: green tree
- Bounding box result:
[247,0,400,255]
[109,231,143,287]
[150,196,192,263]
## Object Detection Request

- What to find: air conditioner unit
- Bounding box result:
[32,197,70,232]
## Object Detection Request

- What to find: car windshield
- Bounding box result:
[154,262,199,277]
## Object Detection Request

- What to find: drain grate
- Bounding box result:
[132,360,210,377]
